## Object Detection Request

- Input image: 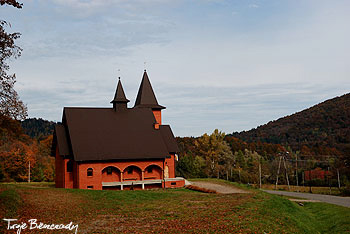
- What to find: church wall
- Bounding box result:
[165,154,176,178]
[64,158,74,189]
[55,147,64,188]
[76,159,166,190]
[152,110,162,124]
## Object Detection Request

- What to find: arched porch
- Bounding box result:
[144,165,163,180]
[102,166,121,183]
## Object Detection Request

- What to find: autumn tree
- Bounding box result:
[0,140,35,181]
[0,0,27,120]
[33,135,55,181]
[195,129,234,178]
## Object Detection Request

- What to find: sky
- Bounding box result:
[1,0,349,137]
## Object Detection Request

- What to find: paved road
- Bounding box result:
[189,181,249,194]
[263,190,350,208]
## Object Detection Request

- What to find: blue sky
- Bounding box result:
[1,0,349,136]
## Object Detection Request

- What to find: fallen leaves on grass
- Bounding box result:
[185,185,218,194]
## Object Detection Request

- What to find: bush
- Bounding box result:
[341,181,350,196]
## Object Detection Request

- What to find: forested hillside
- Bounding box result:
[231,93,350,158]
[0,115,54,182]
[21,118,56,139]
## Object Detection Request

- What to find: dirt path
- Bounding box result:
[263,190,350,208]
[189,181,249,194]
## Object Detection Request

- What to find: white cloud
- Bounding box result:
[248,4,259,8]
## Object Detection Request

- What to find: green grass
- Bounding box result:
[260,184,343,196]
[0,184,23,231]
[303,202,350,233]
[0,180,349,233]
[0,185,22,217]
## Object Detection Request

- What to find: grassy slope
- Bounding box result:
[0,181,349,233]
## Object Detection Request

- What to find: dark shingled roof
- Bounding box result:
[111,79,130,103]
[160,125,180,153]
[62,107,173,161]
[51,124,70,156]
[134,71,165,109]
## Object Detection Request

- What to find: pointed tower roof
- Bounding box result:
[134,70,165,109]
[111,78,130,104]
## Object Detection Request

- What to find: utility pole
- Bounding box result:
[275,155,282,190]
[283,156,290,190]
[337,169,341,189]
[28,161,31,183]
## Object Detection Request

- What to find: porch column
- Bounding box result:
[120,172,124,190]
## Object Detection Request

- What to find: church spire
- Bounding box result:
[134,70,165,110]
[111,78,129,111]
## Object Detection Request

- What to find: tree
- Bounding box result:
[0,0,22,8]
[0,140,36,181]
[0,0,27,120]
[195,129,234,178]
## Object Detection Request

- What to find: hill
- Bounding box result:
[1,181,349,233]
[231,93,350,157]
[21,118,56,139]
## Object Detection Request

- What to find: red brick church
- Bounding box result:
[51,71,184,190]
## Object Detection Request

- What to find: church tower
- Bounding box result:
[111,78,129,111]
[134,70,165,126]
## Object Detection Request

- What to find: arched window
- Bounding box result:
[107,167,112,175]
[87,168,93,177]
[67,160,73,173]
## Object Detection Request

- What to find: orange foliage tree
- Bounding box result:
[0,140,36,181]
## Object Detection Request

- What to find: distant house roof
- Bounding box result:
[134,70,165,109]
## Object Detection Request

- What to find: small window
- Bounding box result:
[87,186,93,189]
[107,167,112,175]
[171,182,176,185]
[147,167,153,173]
[67,160,73,173]
[127,167,133,174]
[87,168,93,177]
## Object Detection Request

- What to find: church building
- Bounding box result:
[51,71,184,190]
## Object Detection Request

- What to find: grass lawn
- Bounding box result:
[0,181,349,233]
[259,184,343,196]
